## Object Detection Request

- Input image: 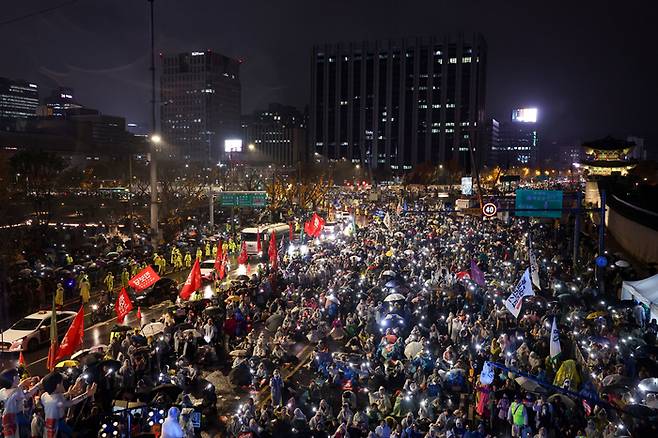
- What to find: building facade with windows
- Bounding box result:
[160,50,241,161]
[492,109,539,167]
[37,87,83,117]
[310,34,487,170]
[0,77,39,120]
[241,104,307,165]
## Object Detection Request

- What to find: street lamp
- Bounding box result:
[248,143,255,151]
[149,133,161,247]
[355,164,360,169]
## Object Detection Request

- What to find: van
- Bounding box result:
[241,223,289,256]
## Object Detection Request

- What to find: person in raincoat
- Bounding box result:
[212,244,218,258]
[204,242,211,257]
[184,252,192,268]
[79,275,91,304]
[103,272,115,299]
[196,247,203,261]
[270,369,284,407]
[55,283,64,307]
[161,406,184,438]
[121,268,130,288]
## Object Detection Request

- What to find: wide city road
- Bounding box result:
[23,259,256,376]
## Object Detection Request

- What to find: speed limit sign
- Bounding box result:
[482,202,497,217]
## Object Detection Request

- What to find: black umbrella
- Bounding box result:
[81,352,104,366]
[131,335,148,345]
[228,363,251,386]
[151,383,183,399]
[557,294,580,305]
[98,359,121,372]
[624,404,658,418]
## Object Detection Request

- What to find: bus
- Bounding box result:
[241,223,290,256]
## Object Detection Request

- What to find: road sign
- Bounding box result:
[219,191,268,208]
[515,189,563,218]
[482,202,497,217]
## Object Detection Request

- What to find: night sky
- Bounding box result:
[2,0,656,153]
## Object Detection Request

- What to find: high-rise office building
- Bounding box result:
[241,104,307,165]
[310,34,487,170]
[160,50,241,161]
[0,77,39,120]
[483,118,499,166]
[493,108,539,167]
[37,87,83,117]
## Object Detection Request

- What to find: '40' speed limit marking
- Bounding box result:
[482,203,497,217]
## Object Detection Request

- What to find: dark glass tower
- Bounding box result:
[310,34,487,170]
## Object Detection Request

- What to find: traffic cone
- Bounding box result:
[136,307,142,320]
[18,351,25,366]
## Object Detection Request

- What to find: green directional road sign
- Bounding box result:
[219,191,268,208]
[515,189,563,218]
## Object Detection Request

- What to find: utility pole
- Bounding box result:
[208,186,214,229]
[148,0,159,248]
[598,189,606,295]
[128,153,134,246]
[573,188,581,272]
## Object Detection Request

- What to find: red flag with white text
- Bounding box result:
[128,266,161,292]
[237,241,248,265]
[214,240,223,273]
[54,306,85,362]
[179,258,202,300]
[115,288,133,323]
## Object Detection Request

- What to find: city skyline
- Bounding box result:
[1,0,656,153]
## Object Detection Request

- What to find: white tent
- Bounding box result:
[621,274,658,322]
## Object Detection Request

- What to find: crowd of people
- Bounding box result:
[1,186,657,437]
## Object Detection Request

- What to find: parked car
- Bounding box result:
[0,310,77,352]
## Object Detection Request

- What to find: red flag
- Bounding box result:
[313,213,325,237]
[18,351,25,366]
[214,240,223,273]
[289,222,293,241]
[268,231,277,261]
[305,213,325,238]
[46,296,57,371]
[179,258,202,300]
[128,266,161,291]
[256,229,262,253]
[136,307,142,320]
[237,241,248,265]
[115,288,133,323]
[218,256,226,280]
[54,305,85,362]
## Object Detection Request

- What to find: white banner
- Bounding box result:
[504,268,535,318]
[383,212,392,230]
[528,235,541,289]
[550,317,561,359]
